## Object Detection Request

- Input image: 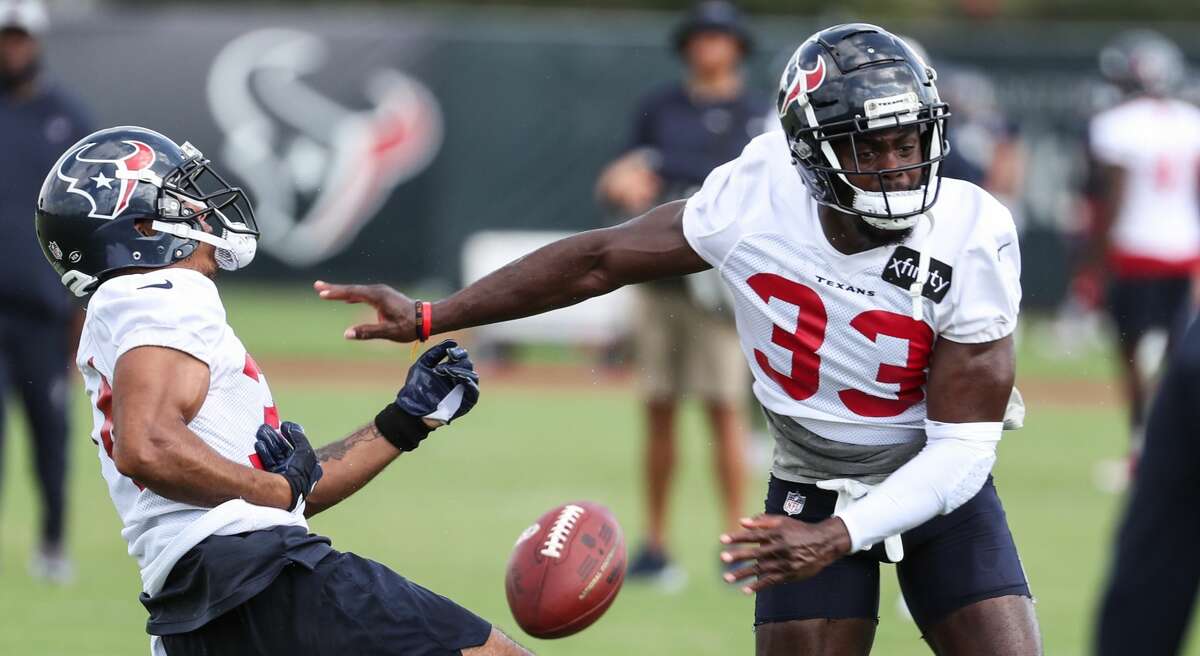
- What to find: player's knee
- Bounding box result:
[461,627,533,656]
[755,618,875,656]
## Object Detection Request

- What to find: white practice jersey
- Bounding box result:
[683,131,1021,446]
[76,268,307,597]
[1090,97,1200,269]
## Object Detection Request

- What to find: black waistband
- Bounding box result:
[141,525,333,636]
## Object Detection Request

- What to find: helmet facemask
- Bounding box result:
[150,142,259,271]
[789,96,950,231]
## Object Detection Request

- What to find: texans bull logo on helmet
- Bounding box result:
[55,140,159,220]
[778,54,826,118]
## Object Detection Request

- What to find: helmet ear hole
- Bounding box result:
[133,219,157,237]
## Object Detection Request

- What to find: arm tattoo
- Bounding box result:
[317,423,383,462]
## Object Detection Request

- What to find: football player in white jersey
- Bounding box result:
[34,126,531,656]
[316,24,1039,655]
[1083,30,1200,456]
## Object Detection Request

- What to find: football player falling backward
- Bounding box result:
[318,24,1040,656]
[35,126,535,656]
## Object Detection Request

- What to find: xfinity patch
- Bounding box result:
[882,246,953,302]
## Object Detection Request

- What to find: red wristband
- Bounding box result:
[420,301,432,342]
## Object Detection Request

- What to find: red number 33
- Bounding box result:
[748,273,933,418]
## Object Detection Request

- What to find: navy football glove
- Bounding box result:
[255,421,323,512]
[374,339,481,451]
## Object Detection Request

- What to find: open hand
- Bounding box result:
[397,339,480,426]
[313,280,415,342]
[719,514,851,594]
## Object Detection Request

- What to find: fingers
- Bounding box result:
[719,546,763,565]
[314,281,377,304]
[254,423,290,469]
[255,422,286,449]
[446,345,470,363]
[720,527,770,545]
[434,364,480,385]
[254,439,277,469]
[345,322,403,341]
[742,573,791,594]
[280,421,309,449]
[722,563,759,585]
[739,514,783,529]
[419,339,457,367]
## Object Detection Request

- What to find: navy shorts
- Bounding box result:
[1107,276,1191,347]
[754,475,1031,631]
[161,549,492,656]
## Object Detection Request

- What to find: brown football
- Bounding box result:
[504,501,626,639]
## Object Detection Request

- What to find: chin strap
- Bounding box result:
[907,212,935,321]
[61,270,98,297]
[150,220,257,271]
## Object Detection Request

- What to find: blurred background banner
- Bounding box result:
[39,3,1200,305]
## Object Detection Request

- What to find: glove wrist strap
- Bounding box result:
[284,475,305,512]
[375,403,432,452]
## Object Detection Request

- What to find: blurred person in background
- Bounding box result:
[0,0,92,583]
[1080,30,1200,466]
[1095,314,1200,655]
[900,38,1025,222]
[592,0,767,588]
[936,69,1024,221]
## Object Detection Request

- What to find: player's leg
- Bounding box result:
[644,396,678,552]
[629,287,683,579]
[1106,277,1150,432]
[756,619,875,656]
[691,304,749,535]
[1095,326,1200,655]
[1156,276,1192,351]
[753,477,879,656]
[922,596,1040,656]
[461,627,534,655]
[0,323,10,536]
[164,549,502,655]
[896,477,1040,656]
[12,317,71,567]
[705,398,746,532]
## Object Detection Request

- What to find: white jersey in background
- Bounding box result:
[682,131,1021,453]
[76,267,306,597]
[1090,97,1200,274]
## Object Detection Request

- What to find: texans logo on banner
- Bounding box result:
[208,28,443,267]
[55,140,158,220]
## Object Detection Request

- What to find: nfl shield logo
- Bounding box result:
[783,491,806,516]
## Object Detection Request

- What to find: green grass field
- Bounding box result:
[0,284,1191,655]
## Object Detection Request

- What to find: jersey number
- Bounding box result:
[243,354,280,430]
[243,354,277,470]
[88,357,271,481]
[747,273,934,418]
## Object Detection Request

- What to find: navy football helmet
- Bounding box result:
[35,126,257,296]
[777,24,949,230]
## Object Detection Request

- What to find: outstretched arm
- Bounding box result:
[315,199,709,341]
[301,422,402,517]
[256,341,480,517]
